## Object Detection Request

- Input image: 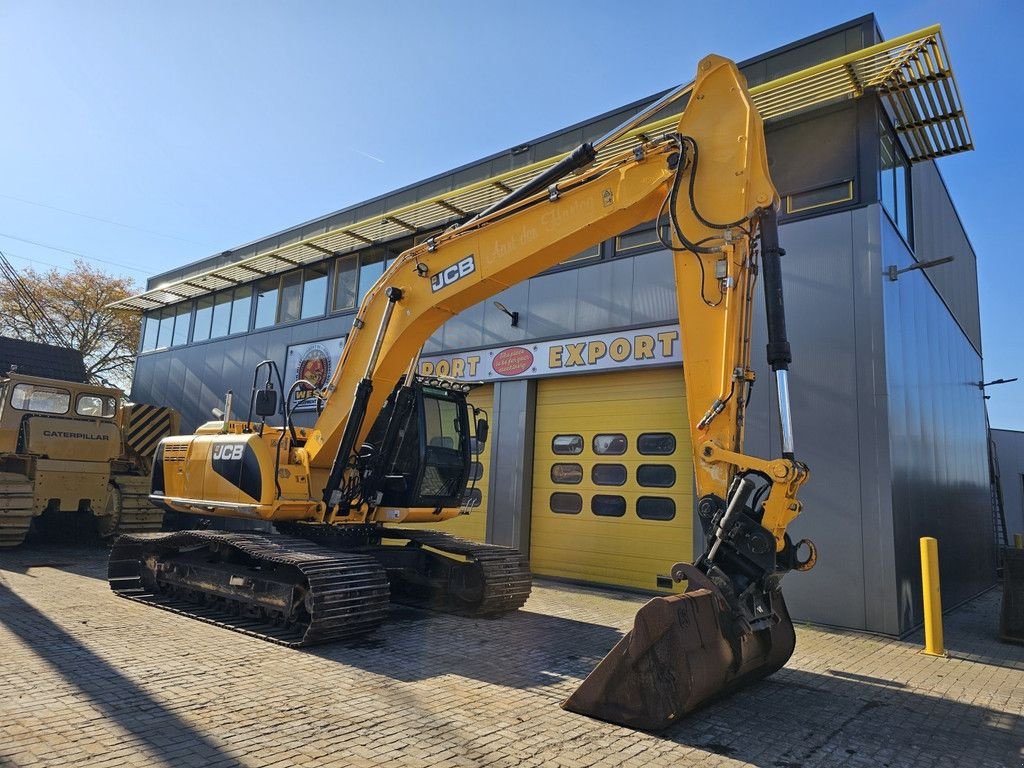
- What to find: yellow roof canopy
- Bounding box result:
[112,24,970,312]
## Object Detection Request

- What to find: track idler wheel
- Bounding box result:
[561,565,795,730]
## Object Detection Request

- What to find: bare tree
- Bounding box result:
[0,257,140,388]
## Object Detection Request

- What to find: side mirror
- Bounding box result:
[475,417,489,446]
[255,388,278,418]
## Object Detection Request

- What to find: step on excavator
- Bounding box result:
[109,54,815,729]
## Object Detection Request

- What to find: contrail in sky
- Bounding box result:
[347,148,385,164]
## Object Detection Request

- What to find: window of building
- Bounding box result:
[637,464,676,488]
[638,432,676,455]
[561,243,600,265]
[637,496,675,521]
[211,291,233,338]
[591,464,627,486]
[550,492,582,514]
[615,221,660,256]
[301,264,329,320]
[551,463,583,484]
[229,286,252,334]
[593,433,627,455]
[254,277,279,330]
[155,307,175,349]
[592,494,626,517]
[11,383,70,414]
[879,118,912,243]
[141,313,158,351]
[552,434,584,455]
[358,249,387,307]
[278,271,303,324]
[192,296,214,342]
[170,303,191,347]
[333,255,358,312]
[76,394,117,418]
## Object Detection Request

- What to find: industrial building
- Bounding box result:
[117,15,990,636]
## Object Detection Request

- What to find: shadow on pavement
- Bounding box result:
[0,584,247,768]
[658,665,1022,768]
[311,604,626,689]
[0,542,110,580]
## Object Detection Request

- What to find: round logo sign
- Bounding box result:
[491,346,534,377]
[295,344,332,403]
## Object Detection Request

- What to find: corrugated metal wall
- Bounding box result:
[881,217,993,633]
[992,429,1024,540]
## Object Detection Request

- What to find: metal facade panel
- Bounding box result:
[881,217,994,634]
[743,211,871,630]
[992,429,1024,538]
[486,379,536,553]
[910,161,981,352]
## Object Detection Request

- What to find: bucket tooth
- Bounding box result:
[562,583,795,730]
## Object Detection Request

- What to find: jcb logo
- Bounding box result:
[212,444,244,461]
[430,255,475,293]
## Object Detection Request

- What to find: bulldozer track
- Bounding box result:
[381,527,532,616]
[111,475,165,535]
[0,472,35,548]
[276,522,532,617]
[108,530,390,647]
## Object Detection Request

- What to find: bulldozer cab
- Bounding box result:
[0,373,122,460]
[361,377,474,510]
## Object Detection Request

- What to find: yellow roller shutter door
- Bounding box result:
[418,383,493,542]
[531,368,692,592]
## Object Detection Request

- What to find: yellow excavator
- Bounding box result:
[109,54,815,730]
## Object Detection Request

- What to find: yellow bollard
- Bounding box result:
[1015,533,1024,549]
[920,537,945,657]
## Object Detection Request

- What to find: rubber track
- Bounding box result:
[108,530,390,647]
[381,527,532,616]
[0,473,34,548]
[112,475,165,535]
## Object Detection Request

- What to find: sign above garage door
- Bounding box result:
[419,324,682,382]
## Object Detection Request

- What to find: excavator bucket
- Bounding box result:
[562,568,795,730]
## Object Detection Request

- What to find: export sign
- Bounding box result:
[419,324,681,381]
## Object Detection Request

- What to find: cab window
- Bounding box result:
[76,394,117,418]
[11,383,71,414]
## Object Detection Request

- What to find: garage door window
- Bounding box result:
[591,464,627,486]
[593,433,627,455]
[638,432,676,455]
[469,461,484,481]
[592,494,626,517]
[551,463,583,484]
[637,464,676,488]
[462,488,482,508]
[637,496,676,521]
[552,434,583,455]
[550,492,583,514]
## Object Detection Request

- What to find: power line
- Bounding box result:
[0,191,210,247]
[0,231,152,275]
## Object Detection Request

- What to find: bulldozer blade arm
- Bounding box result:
[562,584,795,730]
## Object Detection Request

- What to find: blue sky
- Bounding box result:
[0,1,1021,425]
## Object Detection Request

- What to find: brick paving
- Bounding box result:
[0,543,1021,767]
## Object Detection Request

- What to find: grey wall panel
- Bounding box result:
[744,211,872,631]
[910,161,981,353]
[881,217,994,634]
[993,429,1024,538]
[486,379,536,554]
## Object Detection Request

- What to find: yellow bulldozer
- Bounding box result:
[0,371,179,547]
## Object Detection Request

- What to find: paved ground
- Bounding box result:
[0,543,1021,768]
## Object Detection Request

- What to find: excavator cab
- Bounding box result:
[361,377,475,510]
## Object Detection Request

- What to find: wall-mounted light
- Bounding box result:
[977,377,1017,400]
[493,301,519,328]
[886,255,954,281]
